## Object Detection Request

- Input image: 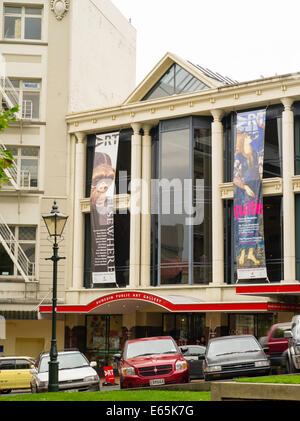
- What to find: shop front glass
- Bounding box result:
[228,313,275,338]
[162,313,205,344]
[85,315,124,371]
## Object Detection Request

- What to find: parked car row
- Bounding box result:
[0,350,100,394]
[6,320,300,394]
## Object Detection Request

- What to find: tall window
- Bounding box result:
[293,102,300,174]
[6,146,39,189]
[0,226,36,277]
[158,116,212,285]
[4,5,42,40]
[4,79,41,120]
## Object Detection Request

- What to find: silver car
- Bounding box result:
[30,350,100,393]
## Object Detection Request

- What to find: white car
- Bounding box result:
[30,350,100,393]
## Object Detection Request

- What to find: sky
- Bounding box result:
[111,0,300,85]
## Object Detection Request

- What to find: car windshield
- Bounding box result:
[39,353,89,373]
[125,339,178,359]
[208,337,261,358]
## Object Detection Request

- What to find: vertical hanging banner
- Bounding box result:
[233,109,267,280]
[90,132,119,284]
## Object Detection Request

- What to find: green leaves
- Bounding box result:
[0,106,19,189]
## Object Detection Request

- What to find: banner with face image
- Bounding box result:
[233,109,267,280]
[90,132,119,284]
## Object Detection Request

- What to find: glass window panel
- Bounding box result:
[21,158,38,187]
[21,147,39,157]
[4,6,21,14]
[9,147,18,156]
[263,196,283,281]
[20,243,35,262]
[22,92,40,119]
[4,16,21,39]
[5,79,20,88]
[25,7,42,15]
[0,244,14,275]
[193,128,212,284]
[295,116,300,174]
[160,128,190,285]
[19,227,36,241]
[24,17,41,40]
[0,360,15,369]
[16,359,31,369]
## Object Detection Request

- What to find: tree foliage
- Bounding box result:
[0,106,19,189]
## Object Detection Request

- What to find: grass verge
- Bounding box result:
[0,390,211,401]
[236,375,300,384]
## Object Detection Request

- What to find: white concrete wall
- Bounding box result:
[68,0,136,113]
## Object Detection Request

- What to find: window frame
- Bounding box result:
[3,4,43,41]
[0,225,37,278]
[5,145,40,189]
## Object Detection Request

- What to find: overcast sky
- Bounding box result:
[111,0,300,85]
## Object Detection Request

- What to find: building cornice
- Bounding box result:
[66,72,300,134]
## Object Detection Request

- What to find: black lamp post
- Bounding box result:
[42,201,68,392]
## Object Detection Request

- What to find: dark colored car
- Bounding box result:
[203,335,270,381]
[180,345,206,379]
[263,322,291,372]
[114,336,189,389]
[284,315,300,373]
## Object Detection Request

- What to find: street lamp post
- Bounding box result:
[42,201,68,393]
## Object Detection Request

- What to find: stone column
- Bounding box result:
[281,97,295,282]
[211,110,225,284]
[140,125,152,287]
[72,131,86,290]
[129,123,142,288]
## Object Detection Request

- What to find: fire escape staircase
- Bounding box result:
[0,213,35,282]
[0,76,35,282]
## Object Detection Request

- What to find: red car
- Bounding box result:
[115,336,189,389]
[263,322,292,371]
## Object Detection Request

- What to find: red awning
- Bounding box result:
[39,290,300,314]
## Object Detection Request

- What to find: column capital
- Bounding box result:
[210,109,225,122]
[74,131,87,144]
[142,124,153,136]
[281,97,294,111]
[131,123,142,135]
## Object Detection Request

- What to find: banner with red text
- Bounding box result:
[233,109,267,280]
[90,132,119,284]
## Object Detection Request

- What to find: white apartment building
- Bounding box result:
[0,0,136,357]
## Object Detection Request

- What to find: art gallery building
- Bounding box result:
[38,52,300,369]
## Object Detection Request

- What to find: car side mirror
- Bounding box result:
[284,331,292,338]
[113,353,122,361]
[90,361,97,368]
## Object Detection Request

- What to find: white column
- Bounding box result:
[140,125,152,287]
[211,110,225,284]
[281,97,296,282]
[72,131,86,289]
[129,123,142,288]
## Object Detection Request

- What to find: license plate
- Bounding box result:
[149,379,165,386]
[65,389,78,392]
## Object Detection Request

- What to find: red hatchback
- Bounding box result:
[115,336,189,389]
